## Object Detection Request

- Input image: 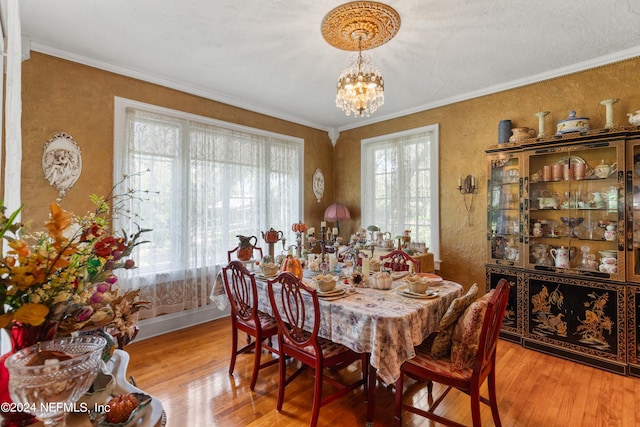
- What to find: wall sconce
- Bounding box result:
[457,175,476,194]
[458,175,477,226]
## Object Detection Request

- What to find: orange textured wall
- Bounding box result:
[16,53,640,289]
[19,52,333,230]
[336,57,640,289]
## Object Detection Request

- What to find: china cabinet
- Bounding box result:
[486,125,640,375]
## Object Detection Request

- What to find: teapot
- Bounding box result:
[509,127,536,142]
[236,234,258,261]
[550,246,571,268]
[262,227,283,243]
[628,110,640,126]
[593,160,617,179]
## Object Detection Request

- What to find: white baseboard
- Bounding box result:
[136,304,230,341]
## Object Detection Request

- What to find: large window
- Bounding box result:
[113,98,303,318]
[361,125,439,260]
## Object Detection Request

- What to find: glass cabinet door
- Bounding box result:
[627,138,640,282]
[487,152,522,267]
[525,140,624,281]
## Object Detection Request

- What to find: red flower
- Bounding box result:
[93,236,127,259]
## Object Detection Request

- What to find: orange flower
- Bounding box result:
[8,240,29,257]
[45,203,73,245]
[13,304,50,326]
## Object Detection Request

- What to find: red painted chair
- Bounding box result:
[394,278,511,427]
[267,272,368,427]
[379,249,419,272]
[222,261,278,391]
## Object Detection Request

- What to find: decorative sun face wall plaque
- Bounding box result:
[312,168,324,203]
[42,132,82,200]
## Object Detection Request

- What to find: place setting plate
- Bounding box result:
[395,285,439,299]
[417,273,443,282]
[317,286,346,298]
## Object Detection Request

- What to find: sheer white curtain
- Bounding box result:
[113,99,303,319]
[361,125,440,260]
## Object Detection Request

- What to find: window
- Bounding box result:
[361,125,439,260]
[113,98,303,318]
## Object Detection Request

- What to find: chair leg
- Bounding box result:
[427,379,433,394]
[393,372,404,427]
[229,325,238,375]
[470,386,482,427]
[249,338,263,391]
[310,364,323,427]
[276,348,286,411]
[487,371,502,427]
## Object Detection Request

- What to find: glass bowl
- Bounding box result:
[5,335,106,426]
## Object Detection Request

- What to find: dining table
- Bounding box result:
[210,269,463,425]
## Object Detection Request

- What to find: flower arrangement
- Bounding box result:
[0,186,151,344]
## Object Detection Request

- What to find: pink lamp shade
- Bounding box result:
[324,203,351,222]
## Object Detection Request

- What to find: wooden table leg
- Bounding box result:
[366,353,376,426]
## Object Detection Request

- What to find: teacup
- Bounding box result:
[405,275,430,293]
[599,264,618,274]
[314,275,338,292]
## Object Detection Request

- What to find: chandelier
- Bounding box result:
[336,39,384,117]
[321,1,401,118]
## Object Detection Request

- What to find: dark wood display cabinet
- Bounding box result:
[486,125,640,375]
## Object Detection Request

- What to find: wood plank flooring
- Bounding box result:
[125,318,640,426]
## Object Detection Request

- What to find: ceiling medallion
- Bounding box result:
[322,2,400,117]
[321,2,401,51]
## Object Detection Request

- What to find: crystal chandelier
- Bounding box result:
[321,1,400,118]
[336,39,384,117]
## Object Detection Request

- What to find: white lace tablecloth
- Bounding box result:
[210,273,462,385]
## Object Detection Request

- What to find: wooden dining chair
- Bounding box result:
[222,261,279,391]
[267,272,368,427]
[393,278,511,427]
[227,245,263,263]
[379,249,419,272]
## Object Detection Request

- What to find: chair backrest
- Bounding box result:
[379,249,419,272]
[267,272,321,359]
[222,261,259,324]
[227,245,264,263]
[473,278,511,376]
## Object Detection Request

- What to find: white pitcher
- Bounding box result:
[550,246,570,268]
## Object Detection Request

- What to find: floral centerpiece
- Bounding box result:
[0,191,150,341]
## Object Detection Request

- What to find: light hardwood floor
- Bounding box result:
[125,318,640,426]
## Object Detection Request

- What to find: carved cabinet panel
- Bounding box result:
[485,265,522,343]
[523,272,626,374]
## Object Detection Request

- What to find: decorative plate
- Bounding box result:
[317,287,346,297]
[312,168,324,203]
[41,132,82,200]
[395,285,439,299]
[418,273,443,282]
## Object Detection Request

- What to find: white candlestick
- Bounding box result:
[458,176,462,187]
[362,257,370,276]
[329,254,337,271]
[332,227,339,236]
[321,221,327,228]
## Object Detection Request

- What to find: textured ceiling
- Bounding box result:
[7,0,640,132]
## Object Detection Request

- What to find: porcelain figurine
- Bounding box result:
[628,110,640,126]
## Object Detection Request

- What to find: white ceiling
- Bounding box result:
[7,0,640,133]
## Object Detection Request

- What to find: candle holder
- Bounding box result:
[458,175,477,226]
[283,222,307,259]
[304,224,336,264]
[458,175,476,194]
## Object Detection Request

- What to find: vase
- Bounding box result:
[0,322,58,427]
